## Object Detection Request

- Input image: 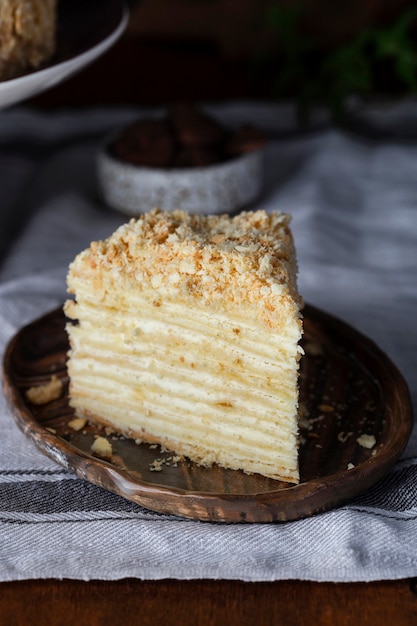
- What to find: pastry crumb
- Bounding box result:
[149,458,164,472]
[304,341,323,356]
[25,375,62,405]
[298,415,311,431]
[356,434,376,449]
[338,431,353,443]
[318,404,334,413]
[91,436,113,458]
[68,417,87,431]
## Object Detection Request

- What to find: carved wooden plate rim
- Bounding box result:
[2,304,414,523]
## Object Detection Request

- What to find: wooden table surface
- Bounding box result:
[2,25,417,626]
[0,578,416,625]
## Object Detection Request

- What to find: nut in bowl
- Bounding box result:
[97,103,265,215]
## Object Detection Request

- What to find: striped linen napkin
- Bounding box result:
[0,104,416,582]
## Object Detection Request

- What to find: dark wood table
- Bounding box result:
[2,23,417,626]
[0,578,416,625]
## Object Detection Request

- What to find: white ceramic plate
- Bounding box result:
[0,0,129,109]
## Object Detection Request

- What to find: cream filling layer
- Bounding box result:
[66,292,301,481]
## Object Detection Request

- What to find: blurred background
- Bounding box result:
[31,0,417,125]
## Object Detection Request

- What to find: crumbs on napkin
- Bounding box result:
[25,375,63,405]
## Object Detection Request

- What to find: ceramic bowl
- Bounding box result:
[97,136,264,216]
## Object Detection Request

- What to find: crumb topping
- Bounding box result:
[88,207,292,266]
[67,208,301,327]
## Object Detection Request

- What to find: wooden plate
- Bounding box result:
[2,304,413,523]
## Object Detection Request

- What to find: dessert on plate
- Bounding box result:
[0,0,57,81]
[64,208,303,483]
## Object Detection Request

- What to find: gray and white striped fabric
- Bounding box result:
[0,103,416,582]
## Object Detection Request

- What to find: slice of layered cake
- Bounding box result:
[0,0,57,81]
[64,209,303,483]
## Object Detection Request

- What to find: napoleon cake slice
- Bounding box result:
[0,0,57,81]
[64,208,303,483]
